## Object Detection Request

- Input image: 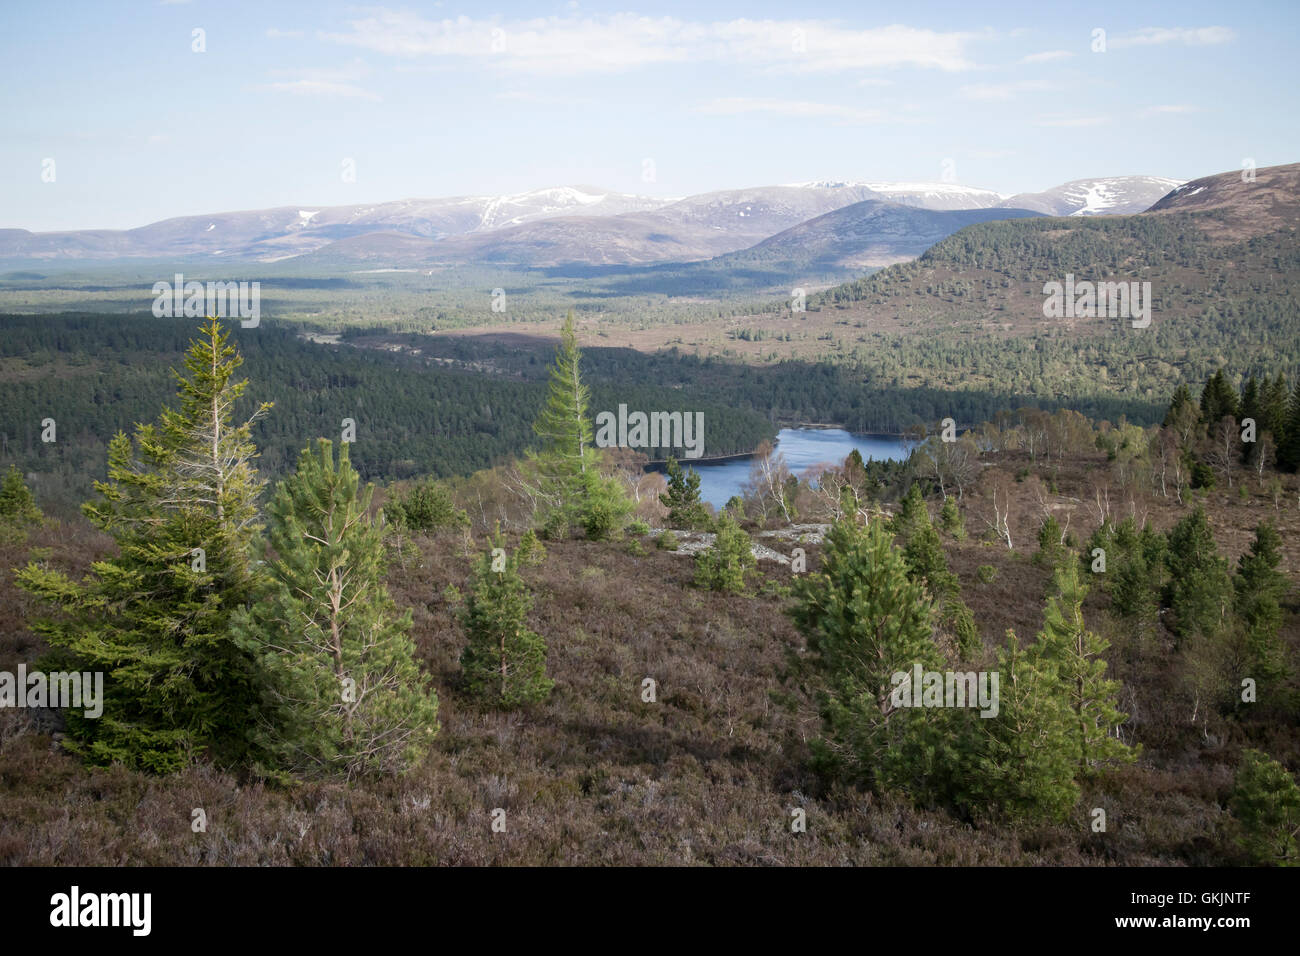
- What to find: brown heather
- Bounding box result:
[1,445,1297,866]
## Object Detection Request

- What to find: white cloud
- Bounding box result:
[959,79,1055,100]
[696,97,891,125]
[323,11,981,75]
[1110,26,1235,48]
[1037,115,1110,128]
[1021,50,1072,63]
[259,63,380,101]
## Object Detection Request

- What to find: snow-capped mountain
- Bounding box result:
[997,176,1185,216]
[0,176,1184,263]
[787,181,1008,211]
[0,186,674,261]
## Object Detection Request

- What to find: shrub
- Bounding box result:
[387,480,469,534]
[977,564,998,584]
[656,530,679,551]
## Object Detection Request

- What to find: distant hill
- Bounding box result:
[716,200,1043,273]
[1,176,1182,266]
[997,176,1184,216]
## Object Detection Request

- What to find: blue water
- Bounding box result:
[669,428,908,508]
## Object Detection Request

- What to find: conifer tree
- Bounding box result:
[1033,563,1137,776]
[967,631,1079,822]
[694,514,756,593]
[524,311,630,537]
[790,518,943,788]
[938,496,965,539]
[459,526,553,707]
[1230,749,1300,866]
[0,464,41,524]
[17,319,270,772]
[1279,381,1300,472]
[660,456,712,530]
[233,440,439,777]
[1164,506,1234,644]
[1233,522,1290,687]
[1199,369,1239,426]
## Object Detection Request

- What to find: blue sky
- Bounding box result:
[3,0,1297,230]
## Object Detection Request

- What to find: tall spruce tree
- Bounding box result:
[458,526,553,707]
[17,319,271,772]
[525,311,629,537]
[1165,506,1234,644]
[1233,522,1291,689]
[233,440,439,778]
[1033,562,1137,776]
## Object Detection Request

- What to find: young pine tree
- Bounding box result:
[1033,562,1138,777]
[459,527,553,707]
[694,514,756,593]
[966,631,1080,822]
[938,496,965,539]
[1230,749,1300,866]
[660,456,712,530]
[790,518,943,789]
[17,319,271,772]
[233,440,439,778]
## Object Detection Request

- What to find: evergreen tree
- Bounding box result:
[1110,523,1166,648]
[1261,374,1290,447]
[660,456,712,530]
[526,310,595,535]
[1230,749,1300,866]
[576,464,635,541]
[1033,563,1138,776]
[524,311,631,537]
[1279,380,1300,472]
[1164,507,1234,644]
[966,631,1079,822]
[0,464,41,524]
[1199,369,1239,426]
[889,483,930,543]
[458,526,553,707]
[1233,522,1291,687]
[938,496,965,539]
[233,440,439,778]
[1240,375,1261,429]
[1035,514,1066,569]
[17,319,270,772]
[790,518,943,789]
[386,479,469,534]
[694,514,756,593]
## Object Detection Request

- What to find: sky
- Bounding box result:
[2,0,1297,231]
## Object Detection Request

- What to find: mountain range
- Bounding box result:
[0,176,1185,269]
